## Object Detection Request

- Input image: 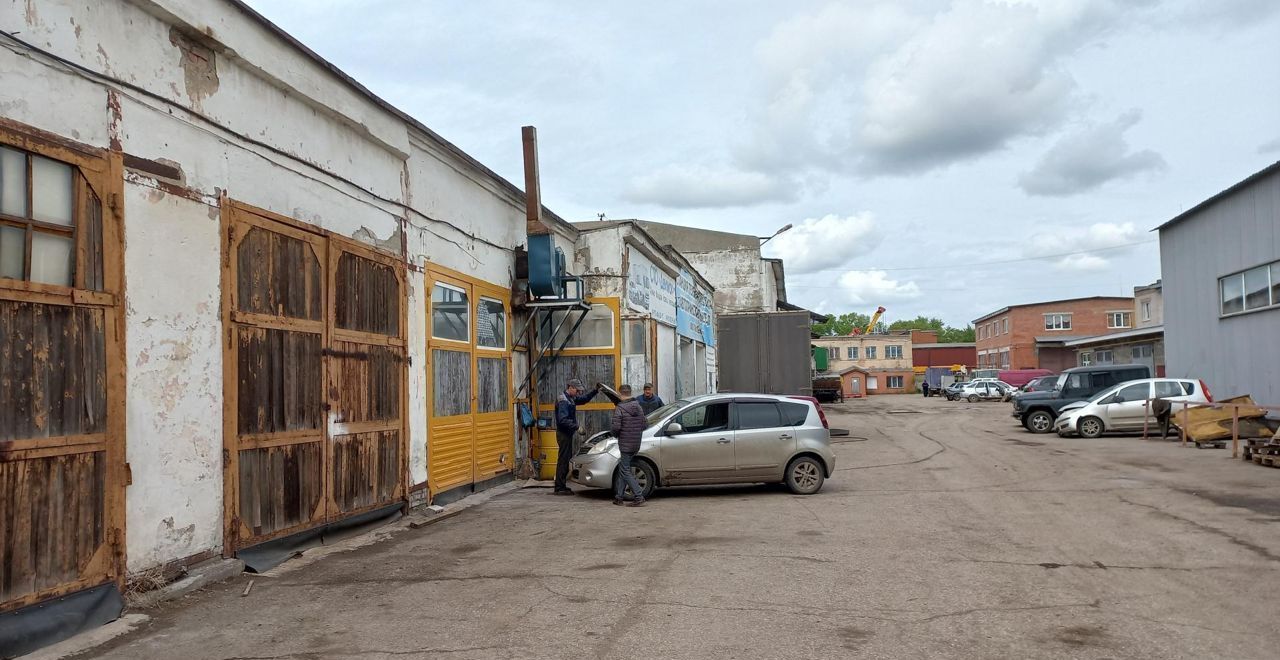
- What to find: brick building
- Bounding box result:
[812,332,914,396]
[973,296,1135,371]
[1065,281,1165,376]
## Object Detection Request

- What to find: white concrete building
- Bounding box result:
[572,221,716,402]
[609,219,784,314]
[0,0,579,649]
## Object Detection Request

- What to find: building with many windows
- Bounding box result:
[811,332,914,396]
[973,296,1136,371]
[1065,281,1165,375]
[1157,160,1280,403]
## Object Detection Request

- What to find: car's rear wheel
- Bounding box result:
[1078,416,1105,439]
[614,459,657,500]
[1024,410,1054,434]
[968,394,980,403]
[785,456,825,495]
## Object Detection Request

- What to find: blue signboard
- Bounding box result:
[676,268,715,346]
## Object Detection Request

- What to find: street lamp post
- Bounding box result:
[759,223,793,246]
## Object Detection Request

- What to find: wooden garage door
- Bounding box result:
[0,135,125,613]
[425,268,512,497]
[222,204,405,553]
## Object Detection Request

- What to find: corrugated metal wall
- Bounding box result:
[1159,167,1280,404]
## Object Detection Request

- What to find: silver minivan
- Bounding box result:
[1054,378,1212,437]
[569,394,836,498]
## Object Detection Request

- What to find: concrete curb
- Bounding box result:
[127,558,246,610]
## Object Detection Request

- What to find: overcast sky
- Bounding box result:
[247,0,1279,327]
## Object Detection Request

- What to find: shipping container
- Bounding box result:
[717,311,813,395]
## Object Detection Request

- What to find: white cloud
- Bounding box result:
[744,0,1143,176]
[836,270,922,305]
[1258,137,1280,155]
[621,164,796,209]
[763,213,881,274]
[1024,221,1141,270]
[1019,110,1166,196]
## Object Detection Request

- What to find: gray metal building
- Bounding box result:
[1156,160,1280,404]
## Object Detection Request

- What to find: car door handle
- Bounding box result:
[779,434,792,439]
[716,438,731,444]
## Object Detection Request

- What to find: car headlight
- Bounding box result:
[587,438,618,455]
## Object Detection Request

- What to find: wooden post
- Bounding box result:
[1231,404,1240,459]
[522,126,548,236]
[1180,400,1188,447]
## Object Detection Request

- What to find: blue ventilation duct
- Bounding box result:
[527,233,566,298]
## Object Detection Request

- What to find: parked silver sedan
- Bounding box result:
[569,394,836,498]
[1054,378,1211,438]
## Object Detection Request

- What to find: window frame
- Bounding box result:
[1106,311,1131,329]
[0,144,100,292]
[1140,300,1151,322]
[865,345,877,360]
[886,375,904,389]
[430,281,471,343]
[475,295,507,351]
[1044,313,1072,331]
[886,345,903,359]
[1219,260,1279,317]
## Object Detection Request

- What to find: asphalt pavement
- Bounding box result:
[67,394,1280,659]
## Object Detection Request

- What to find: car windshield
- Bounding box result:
[1088,384,1123,404]
[646,399,690,427]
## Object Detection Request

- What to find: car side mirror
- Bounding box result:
[664,422,683,435]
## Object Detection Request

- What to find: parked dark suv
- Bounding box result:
[1012,364,1152,433]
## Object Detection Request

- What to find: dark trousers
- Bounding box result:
[555,429,574,490]
[616,451,643,502]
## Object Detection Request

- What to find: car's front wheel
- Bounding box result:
[968,394,980,402]
[614,459,657,500]
[785,456,825,495]
[1024,410,1054,434]
[1078,416,1105,439]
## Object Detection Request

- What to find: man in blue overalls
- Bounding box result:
[554,378,600,495]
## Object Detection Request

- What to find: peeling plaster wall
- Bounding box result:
[3,0,539,574]
[406,270,429,487]
[404,140,521,285]
[122,184,223,571]
[575,229,625,299]
[681,249,769,313]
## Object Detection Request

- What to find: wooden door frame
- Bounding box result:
[0,121,126,611]
[219,199,408,556]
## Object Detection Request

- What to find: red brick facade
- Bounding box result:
[973,297,1134,371]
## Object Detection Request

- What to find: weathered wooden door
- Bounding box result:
[224,209,328,550]
[0,135,125,614]
[325,239,406,520]
[223,205,406,553]
[425,269,512,498]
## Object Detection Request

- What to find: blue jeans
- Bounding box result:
[616,451,643,502]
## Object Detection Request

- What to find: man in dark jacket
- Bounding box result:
[554,378,599,495]
[610,384,647,507]
[637,383,664,415]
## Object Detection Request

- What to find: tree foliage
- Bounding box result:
[815,311,974,342]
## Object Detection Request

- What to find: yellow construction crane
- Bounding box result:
[865,306,886,334]
[848,306,887,335]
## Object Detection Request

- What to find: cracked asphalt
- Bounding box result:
[80,395,1280,659]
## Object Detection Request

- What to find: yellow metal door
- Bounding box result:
[425,268,513,497]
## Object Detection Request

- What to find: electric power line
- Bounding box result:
[786,239,1156,278]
